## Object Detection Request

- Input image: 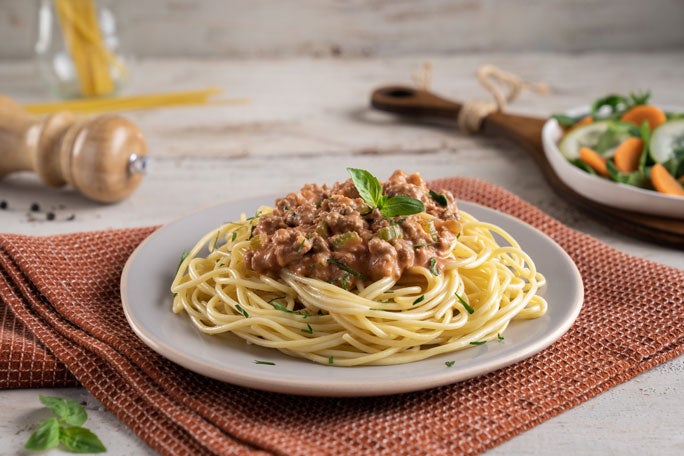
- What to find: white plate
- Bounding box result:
[121,197,583,397]
[542,106,684,218]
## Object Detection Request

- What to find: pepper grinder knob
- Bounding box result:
[0,95,148,203]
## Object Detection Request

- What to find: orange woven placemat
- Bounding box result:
[1,177,683,456]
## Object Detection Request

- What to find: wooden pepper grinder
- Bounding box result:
[0,95,148,203]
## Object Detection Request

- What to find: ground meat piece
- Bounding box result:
[243,170,460,288]
[367,238,400,281]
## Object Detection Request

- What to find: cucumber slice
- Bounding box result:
[558,121,610,159]
[649,119,684,163]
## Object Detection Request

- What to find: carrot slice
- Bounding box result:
[620,105,667,130]
[579,147,609,177]
[612,137,644,173]
[651,163,684,196]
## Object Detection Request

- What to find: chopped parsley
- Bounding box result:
[429,189,448,207]
[254,360,275,365]
[245,210,262,221]
[271,301,291,312]
[328,356,334,365]
[497,333,504,341]
[428,257,439,276]
[231,231,238,242]
[340,271,351,290]
[301,323,313,334]
[176,250,189,273]
[469,340,487,346]
[211,230,221,251]
[235,305,249,318]
[455,293,474,314]
[327,258,365,279]
[412,295,425,305]
[445,360,456,367]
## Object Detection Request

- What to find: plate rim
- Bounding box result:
[121,198,583,397]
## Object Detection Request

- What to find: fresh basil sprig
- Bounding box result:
[25,395,106,453]
[346,168,425,217]
[590,90,651,120]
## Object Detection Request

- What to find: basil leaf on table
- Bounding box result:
[24,417,60,451]
[25,395,106,454]
[59,426,107,453]
[39,395,87,426]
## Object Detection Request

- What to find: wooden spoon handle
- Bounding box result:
[371,86,464,119]
[371,86,547,162]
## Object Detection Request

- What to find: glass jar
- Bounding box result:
[35,0,128,99]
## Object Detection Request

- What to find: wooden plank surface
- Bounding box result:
[2,0,684,58]
[0,53,683,455]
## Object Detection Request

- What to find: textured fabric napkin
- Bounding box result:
[1,177,683,456]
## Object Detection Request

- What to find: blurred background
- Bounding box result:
[2,0,684,60]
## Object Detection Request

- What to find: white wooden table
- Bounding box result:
[1,53,683,455]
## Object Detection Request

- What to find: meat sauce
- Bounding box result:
[243,170,461,289]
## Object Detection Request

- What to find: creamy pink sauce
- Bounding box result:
[242,170,461,289]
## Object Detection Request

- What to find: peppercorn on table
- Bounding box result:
[1,54,683,455]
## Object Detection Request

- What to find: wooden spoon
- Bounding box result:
[371,86,684,248]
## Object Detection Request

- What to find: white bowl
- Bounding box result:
[541,106,684,219]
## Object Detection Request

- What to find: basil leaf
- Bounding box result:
[570,158,596,175]
[551,113,584,128]
[25,417,60,450]
[594,122,633,154]
[59,426,106,453]
[664,147,684,178]
[629,90,651,106]
[428,189,448,207]
[606,161,647,187]
[347,168,382,207]
[666,111,684,121]
[591,94,628,119]
[39,395,87,427]
[639,121,653,173]
[380,195,425,217]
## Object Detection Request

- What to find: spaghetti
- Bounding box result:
[171,170,546,366]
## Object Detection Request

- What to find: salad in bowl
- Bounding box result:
[552,91,684,197]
